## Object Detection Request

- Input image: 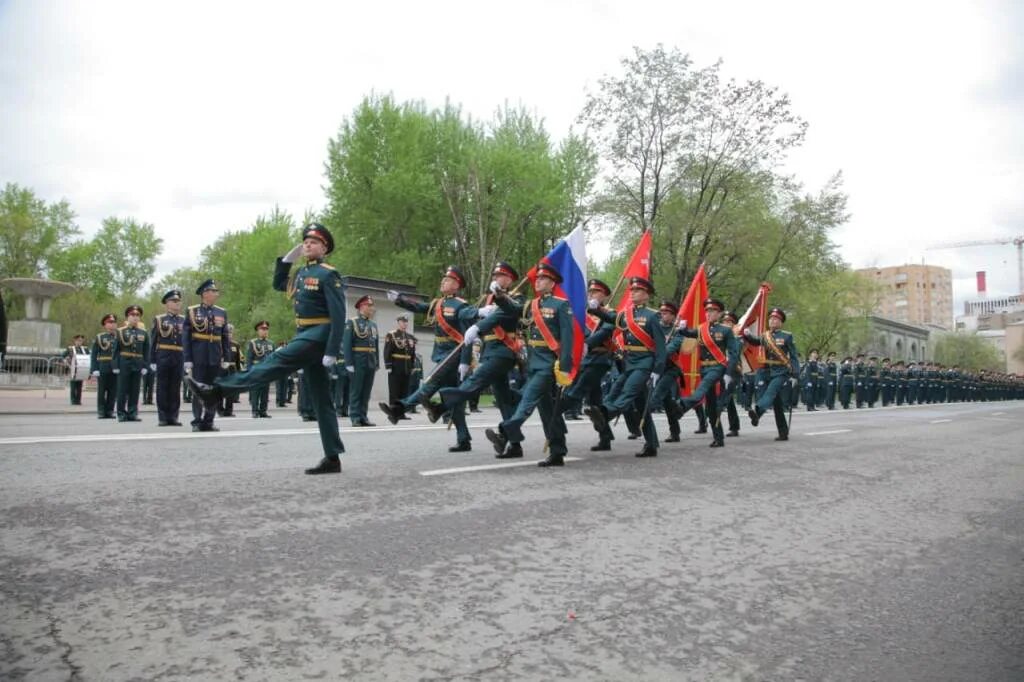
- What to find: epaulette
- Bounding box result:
[455,297,467,303]
[321,263,336,270]
[188,304,200,310]
[550,295,568,302]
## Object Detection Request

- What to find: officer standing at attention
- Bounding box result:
[150,289,185,426]
[217,324,244,417]
[673,298,740,448]
[430,262,525,452]
[90,314,119,418]
[823,351,838,410]
[113,305,150,422]
[838,356,855,409]
[187,224,348,475]
[246,321,275,418]
[584,276,666,458]
[380,266,476,434]
[382,314,417,419]
[802,349,821,411]
[742,307,800,441]
[562,279,617,452]
[475,261,576,466]
[343,295,379,427]
[183,279,230,432]
[63,334,87,405]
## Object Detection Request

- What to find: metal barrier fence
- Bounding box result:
[0,355,70,390]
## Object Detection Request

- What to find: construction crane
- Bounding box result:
[926,236,1024,294]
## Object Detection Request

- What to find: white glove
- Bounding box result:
[386,289,399,302]
[463,325,480,345]
[588,298,599,310]
[677,319,687,330]
[322,355,336,368]
[184,361,193,372]
[140,368,148,376]
[149,363,157,372]
[650,372,660,385]
[346,365,355,374]
[220,361,231,370]
[112,368,120,374]
[477,304,497,318]
[489,280,501,294]
[282,242,303,263]
[458,363,470,381]
[91,370,99,377]
[723,374,733,389]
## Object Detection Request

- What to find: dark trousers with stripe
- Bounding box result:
[156,362,183,423]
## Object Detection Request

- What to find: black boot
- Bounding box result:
[635,445,658,457]
[726,429,739,437]
[304,458,341,475]
[378,401,402,425]
[664,433,681,443]
[693,426,707,434]
[448,441,471,452]
[485,428,507,455]
[423,401,445,424]
[590,439,611,451]
[184,376,221,407]
[775,434,789,441]
[537,455,564,467]
[748,408,760,427]
[584,406,608,433]
[709,440,724,448]
[496,442,523,459]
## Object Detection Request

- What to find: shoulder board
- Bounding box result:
[188,304,200,310]
[154,313,165,321]
[455,297,467,303]
[320,263,336,270]
[550,295,568,302]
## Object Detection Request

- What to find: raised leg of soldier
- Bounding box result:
[706,390,725,446]
[485,367,550,459]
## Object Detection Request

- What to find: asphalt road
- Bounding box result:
[1,400,1022,681]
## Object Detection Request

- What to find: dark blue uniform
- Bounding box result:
[89,329,117,418]
[113,323,150,421]
[150,312,184,425]
[246,336,275,417]
[183,303,230,430]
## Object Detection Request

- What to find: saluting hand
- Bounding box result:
[282,243,303,263]
[386,290,399,302]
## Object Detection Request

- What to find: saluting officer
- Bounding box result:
[382,314,417,420]
[585,276,666,458]
[743,307,800,441]
[150,289,185,426]
[113,305,150,422]
[89,313,118,418]
[183,279,230,432]
[562,279,617,452]
[380,266,476,442]
[673,298,740,448]
[343,295,379,427]
[476,261,576,467]
[431,261,525,453]
[246,321,275,418]
[187,223,348,475]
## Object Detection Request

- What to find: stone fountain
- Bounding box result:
[1,277,76,357]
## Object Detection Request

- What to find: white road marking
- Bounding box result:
[420,458,584,476]
[930,419,953,424]
[803,429,852,436]
[992,412,1006,416]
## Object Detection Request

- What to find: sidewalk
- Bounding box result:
[0,387,127,415]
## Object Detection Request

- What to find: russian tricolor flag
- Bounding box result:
[526,225,587,379]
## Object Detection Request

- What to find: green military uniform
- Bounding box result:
[246,323,275,418]
[482,262,575,466]
[563,279,617,450]
[89,315,118,418]
[112,310,150,422]
[744,309,799,440]
[343,298,379,427]
[651,303,684,442]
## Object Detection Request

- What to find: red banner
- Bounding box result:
[612,230,653,349]
[736,283,772,372]
[673,263,708,396]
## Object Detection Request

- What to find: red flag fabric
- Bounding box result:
[611,230,653,348]
[736,283,772,372]
[673,263,709,397]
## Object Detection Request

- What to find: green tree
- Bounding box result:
[932,332,1003,372]
[49,217,163,300]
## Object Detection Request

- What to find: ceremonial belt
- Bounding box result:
[351,347,376,352]
[528,339,555,348]
[191,332,222,341]
[624,307,655,351]
[483,296,523,353]
[96,355,112,361]
[121,352,143,358]
[698,323,728,365]
[531,298,560,352]
[623,344,652,352]
[764,360,787,366]
[296,316,331,327]
[156,344,182,351]
[391,353,411,359]
[762,332,789,366]
[435,335,457,344]
[701,360,723,366]
[433,299,464,343]
[589,347,612,354]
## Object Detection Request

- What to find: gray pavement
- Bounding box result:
[1,399,1022,680]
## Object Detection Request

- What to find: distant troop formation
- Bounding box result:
[72,223,1023,475]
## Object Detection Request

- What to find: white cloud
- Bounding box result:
[1,0,1021,311]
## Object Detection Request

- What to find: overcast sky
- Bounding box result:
[1,0,1021,313]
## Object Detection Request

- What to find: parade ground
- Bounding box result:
[1,394,1022,680]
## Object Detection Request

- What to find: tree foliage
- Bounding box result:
[49,217,163,300]
[933,332,1004,372]
[323,95,597,295]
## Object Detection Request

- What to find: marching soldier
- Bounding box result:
[183,279,230,432]
[652,301,684,443]
[584,276,666,458]
[343,295,379,427]
[246,321,275,418]
[430,262,525,452]
[382,314,417,420]
[476,261,576,466]
[380,266,476,449]
[89,314,119,418]
[718,309,743,437]
[112,305,150,422]
[742,307,800,441]
[149,289,185,426]
[187,223,348,474]
[563,279,618,451]
[673,298,740,448]
[62,334,87,405]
